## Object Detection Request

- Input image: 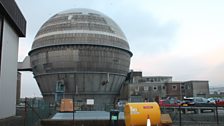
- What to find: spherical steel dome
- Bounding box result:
[32,8,130,53]
[29,8,132,108]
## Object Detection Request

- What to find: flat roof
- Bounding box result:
[184,80,209,83]
[0,0,26,37]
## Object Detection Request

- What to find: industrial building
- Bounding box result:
[0,0,26,119]
[26,8,132,110]
[120,71,209,102]
[166,80,209,99]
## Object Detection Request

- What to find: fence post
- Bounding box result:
[48,103,50,117]
[24,97,27,126]
[73,96,75,126]
[179,105,182,126]
[216,106,219,125]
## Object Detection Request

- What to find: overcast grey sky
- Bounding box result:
[16,0,224,97]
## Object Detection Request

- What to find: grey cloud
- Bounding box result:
[109,8,179,54]
[154,57,207,81]
[207,63,224,86]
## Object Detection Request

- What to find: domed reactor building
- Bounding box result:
[28,8,132,109]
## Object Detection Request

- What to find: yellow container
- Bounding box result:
[124,102,161,126]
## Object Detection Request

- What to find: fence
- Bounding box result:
[17,98,224,126]
[16,98,116,126]
[161,106,224,126]
[16,98,56,126]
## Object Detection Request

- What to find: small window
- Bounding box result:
[181,85,185,89]
[162,86,166,90]
[172,85,177,90]
[153,86,157,91]
[56,80,65,92]
[144,86,148,91]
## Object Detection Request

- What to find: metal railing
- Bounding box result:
[161,106,224,126]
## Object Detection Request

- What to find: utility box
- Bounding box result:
[60,99,74,112]
[110,109,119,126]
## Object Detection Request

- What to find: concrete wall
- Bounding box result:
[128,82,166,102]
[182,82,194,98]
[0,19,19,119]
[166,82,181,99]
[192,81,209,97]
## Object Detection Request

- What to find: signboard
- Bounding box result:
[86,99,94,105]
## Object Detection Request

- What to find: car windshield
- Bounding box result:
[183,98,193,102]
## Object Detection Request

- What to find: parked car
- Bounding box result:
[159,97,180,107]
[181,97,215,107]
[207,98,217,104]
[216,99,224,106]
[159,99,178,107]
[180,97,195,106]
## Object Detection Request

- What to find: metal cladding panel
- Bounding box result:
[35,73,126,102]
[35,73,126,94]
[32,33,129,53]
[29,8,132,106]
[30,45,130,75]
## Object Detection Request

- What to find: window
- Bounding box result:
[181,85,185,89]
[144,86,148,91]
[153,86,157,91]
[162,86,166,90]
[56,80,65,92]
[172,85,177,90]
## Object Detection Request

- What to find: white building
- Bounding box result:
[0,0,26,119]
